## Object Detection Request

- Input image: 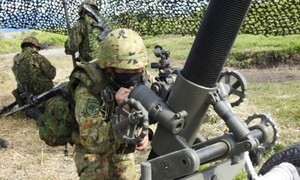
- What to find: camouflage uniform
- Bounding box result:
[69,28,149,180]
[65,0,103,63]
[12,36,56,105]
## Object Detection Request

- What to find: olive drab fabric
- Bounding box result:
[21,36,41,49]
[37,93,76,146]
[12,41,56,99]
[65,4,102,63]
[74,147,137,180]
[98,28,148,70]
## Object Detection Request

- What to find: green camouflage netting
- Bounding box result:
[0,0,299,36]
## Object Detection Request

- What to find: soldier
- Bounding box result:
[12,36,56,117]
[68,28,150,179]
[64,0,104,63]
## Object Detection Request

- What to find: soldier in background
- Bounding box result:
[68,28,150,179]
[12,36,56,117]
[64,0,104,63]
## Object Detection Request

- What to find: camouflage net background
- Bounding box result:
[0,0,299,36]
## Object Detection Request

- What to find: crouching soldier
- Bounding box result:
[37,28,152,179]
[11,36,56,118]
[68,28,151,179]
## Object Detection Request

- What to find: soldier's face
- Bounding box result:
[112,68,143,88]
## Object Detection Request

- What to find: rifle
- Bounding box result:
[0,101,17,116]
[62,0,77,68]
[3,83,67,117]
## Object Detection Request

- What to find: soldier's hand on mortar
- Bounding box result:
[115,87,133,104]
[115,86,149,151]
[115,86,134,112]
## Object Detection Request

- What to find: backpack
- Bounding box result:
[36,83,77,146]
[37,61,109,147]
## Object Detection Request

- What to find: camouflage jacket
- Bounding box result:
[68,59,153,154]
[68,61,120,154]
[12,47,56,96]
[65,15,102,62]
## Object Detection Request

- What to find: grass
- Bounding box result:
[0,30,67,54]
[1,30,300,68]
[232,34,300,53]
[248,82,300,146]
[144,34,300,62]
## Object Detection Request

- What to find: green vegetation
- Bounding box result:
[248,81,300,146]
[143,34,194,62]
[144,34,300,68]
[0,30,67,54]
[1,30,299,68]
[229,34,300,68]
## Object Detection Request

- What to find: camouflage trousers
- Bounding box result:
[74,144,138,180]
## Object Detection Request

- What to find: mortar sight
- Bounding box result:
[151,45,171,69]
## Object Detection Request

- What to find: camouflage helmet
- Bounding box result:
[78,0,99,15]
[21,36,41,50]
[98,28,148,70]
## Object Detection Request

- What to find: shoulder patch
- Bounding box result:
[86,98,100,116]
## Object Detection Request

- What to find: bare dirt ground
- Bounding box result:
[0,48,299,180]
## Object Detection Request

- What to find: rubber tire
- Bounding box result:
[258,143,300,175]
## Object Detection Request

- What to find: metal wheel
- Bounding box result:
[218,70,247,107]
[112,98,149,145]
[245,113,279,151]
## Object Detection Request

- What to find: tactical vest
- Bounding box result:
[69,60,116,121]
[78,15,102,62]
[12,48,53,97]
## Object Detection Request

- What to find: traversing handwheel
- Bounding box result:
[112,98,149,145]
[218,70,247,107]
[245,113,279,151]
[245,113,279,166]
